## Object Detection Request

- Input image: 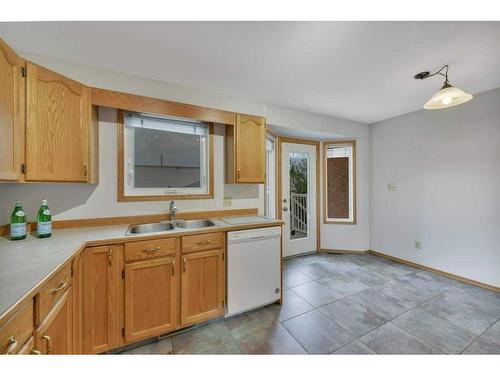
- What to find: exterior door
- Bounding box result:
[124,257,177,342]
[181,249,225,326]
[281,142,317,257]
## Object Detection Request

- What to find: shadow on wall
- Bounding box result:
[0,183,97,225]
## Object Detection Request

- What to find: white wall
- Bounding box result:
[0,50,371,254]
[370,87,500,287]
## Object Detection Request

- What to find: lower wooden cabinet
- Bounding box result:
[124,257,178,342]
[83,245,122,354]
[181,249,225,326]
[35,288,73,354]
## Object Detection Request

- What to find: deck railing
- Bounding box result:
[290,193,308,234]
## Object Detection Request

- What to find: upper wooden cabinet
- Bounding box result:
[25,62,92,182]
[0,39,25,181]
[226,113,266,184]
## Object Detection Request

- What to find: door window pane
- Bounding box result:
[289,152,309,240]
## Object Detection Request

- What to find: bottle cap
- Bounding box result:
[42,198,48,205]
[15,200,21,205]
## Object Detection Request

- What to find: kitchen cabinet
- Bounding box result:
[0,39,25,181]
[0,300,33,354]
[72,253,84,354]
[35,288,73,354]
[83,245,122,354]
[226,113,266,183]
[180,248,225,326]
[124,257,178,342]
[25,62,92,182]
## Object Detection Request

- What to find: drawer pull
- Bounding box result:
[5,336,18,354]
[195,240,211,245]
[143,246,161,254]
[31,348,41,355]
[51,281,67,294]
[42,334,52,353]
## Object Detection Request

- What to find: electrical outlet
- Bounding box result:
[223,198,232,207]
[388,183,397,192]
[414,240,422,250]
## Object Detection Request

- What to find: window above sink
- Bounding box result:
[118,110,214,201]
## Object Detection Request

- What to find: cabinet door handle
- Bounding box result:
[108,248,113,266]
[51,281,67,294]
[31,348,41,355]
[195,240,211,245]
[83,164,88,178]
[143,246,161,254]
[183,257,186,273]
[42,334,52,353]
[5,336,18,354]
[237,169,241,179]
[171,260,175,276]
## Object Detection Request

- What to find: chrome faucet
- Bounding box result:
[169,201,177,222]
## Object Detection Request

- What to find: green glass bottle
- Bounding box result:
[10,200,27,240]
[37,198,52,238]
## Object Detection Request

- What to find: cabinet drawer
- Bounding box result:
[181,232,224,254]
[125,238,177,262]
[0,301,34,354]
[37,263,72,323]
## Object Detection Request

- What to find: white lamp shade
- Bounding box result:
[424,85,473,110]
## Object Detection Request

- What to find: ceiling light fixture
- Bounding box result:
[414,65,473,110]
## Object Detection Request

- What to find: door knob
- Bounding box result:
[283,207,288,211]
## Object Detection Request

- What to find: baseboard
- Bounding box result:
[320,248,369,254]
[368,250,500,293]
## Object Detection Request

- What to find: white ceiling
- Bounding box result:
[1,21,499,124]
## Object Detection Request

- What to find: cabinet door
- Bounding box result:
[25,62,91,182]
[181,249,225,326]
[124,257,177,342]
[83,245,121,354]
[0,39,24,181]
[35,288,73,354]
[235,114,266,183]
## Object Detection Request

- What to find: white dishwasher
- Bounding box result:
[226,226,282,317]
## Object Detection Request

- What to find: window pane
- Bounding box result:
[325,142,355,222]
[123,112,209,196]
[134,127,202,188]
[289,152,309,240]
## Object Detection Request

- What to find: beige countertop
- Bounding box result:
[0,217,283,320]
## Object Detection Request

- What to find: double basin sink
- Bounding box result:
[126,219,217,236]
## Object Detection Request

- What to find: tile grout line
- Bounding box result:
[459,316,500,354]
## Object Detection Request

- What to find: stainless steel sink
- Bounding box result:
[174,219,216,229]
[126,219,217,235]
[126,222,175,235]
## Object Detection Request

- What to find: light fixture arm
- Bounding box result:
[414,64,450,86]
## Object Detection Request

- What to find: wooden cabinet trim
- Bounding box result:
[92,87,235,125]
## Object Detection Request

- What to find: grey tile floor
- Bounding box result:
[120,253,500,355]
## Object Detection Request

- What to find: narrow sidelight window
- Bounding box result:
[323,140,356,224]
